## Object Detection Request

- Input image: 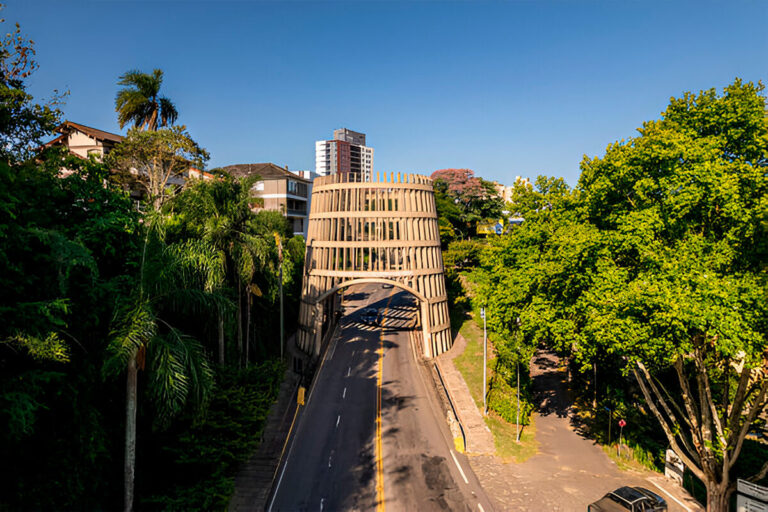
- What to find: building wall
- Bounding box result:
[66,131,105,159]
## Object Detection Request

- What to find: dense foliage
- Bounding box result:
[431,168,504,244]
[472,80,768,512]
[0,17,301,510]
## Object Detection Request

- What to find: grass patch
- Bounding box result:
[485,413,538,463]
[454,313,485,409]
[453,312,538,463]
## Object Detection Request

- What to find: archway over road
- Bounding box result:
[297,173,451,359]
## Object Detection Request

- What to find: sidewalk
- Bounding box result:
[435,332,496,455]
[228,366,300,512]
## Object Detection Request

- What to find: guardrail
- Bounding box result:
[433,361,467,453]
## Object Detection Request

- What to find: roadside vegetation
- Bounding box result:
[0,15,302,511]
[436,82,768,512]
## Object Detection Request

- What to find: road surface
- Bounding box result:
[268,283,493,511]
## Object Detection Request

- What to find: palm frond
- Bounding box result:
[158,97,178,127]
[147,323,214,427]
[103,300,156,378]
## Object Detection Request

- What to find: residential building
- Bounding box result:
[221,163,311,237]
[315,128,374,181]
[45,121,124,177]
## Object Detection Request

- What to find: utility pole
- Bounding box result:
[274,233,284,360]
[516,360,520,442]
[481,307,487,416]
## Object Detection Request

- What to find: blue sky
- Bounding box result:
[8,1,767,186]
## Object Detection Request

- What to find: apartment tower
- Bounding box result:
[315,128,374,181]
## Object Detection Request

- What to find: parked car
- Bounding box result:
[360,308,381,326]
[588,486,667,512]
[382,283,394,289]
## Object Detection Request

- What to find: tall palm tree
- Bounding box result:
[104,215,222,512]
[115,69,178,131]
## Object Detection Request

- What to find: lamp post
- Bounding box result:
[516,360,520,442]
[274,233,284,360]
[481,307,487,416]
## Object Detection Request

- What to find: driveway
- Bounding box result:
[467,349,703,511]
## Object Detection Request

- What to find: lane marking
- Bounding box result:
[320,497,325,511]
[336,415,341,428]
[342,387,347,399]
[649,479,692,512]
[347,367,351,377]
[450,450,469,484]
[478,504,485,512]
[266,384,302,512]
[328,454,333,468]
[376,291,395,512]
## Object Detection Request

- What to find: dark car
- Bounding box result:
[360,307,381,326]
[588,486,667,512]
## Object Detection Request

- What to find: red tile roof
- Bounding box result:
[55,121,124,143]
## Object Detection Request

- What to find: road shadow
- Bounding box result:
[531,349,571,419]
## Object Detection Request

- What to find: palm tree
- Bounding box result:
[167,175,273,366]
[104,215,222,512]
[115,69,178,131]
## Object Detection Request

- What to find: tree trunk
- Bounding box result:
[236,276,243,367]
[706,484,729,512]
[218,313,225,365]
[245,290,251,367]
[124,355,138,512]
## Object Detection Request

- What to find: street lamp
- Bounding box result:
[274,233,284,360]
[481,307,487,416]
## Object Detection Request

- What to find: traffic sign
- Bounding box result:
[618,419,626,427]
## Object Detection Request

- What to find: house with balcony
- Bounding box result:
[220,163,312,237]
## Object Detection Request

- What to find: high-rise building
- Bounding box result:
[315,128,374,181]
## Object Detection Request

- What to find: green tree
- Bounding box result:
[431,169,504,240]
[575,80,768,511]
[107,126,209,210]
[115,69,178,131]
[166,175,272,366]
[103,217,219,512]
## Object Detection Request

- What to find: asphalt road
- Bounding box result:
[268,283,493,512]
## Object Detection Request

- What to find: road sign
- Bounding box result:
[480,307,485,319]
[618,419,626,427]
[494,223,503,235]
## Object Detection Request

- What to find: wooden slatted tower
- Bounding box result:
[297,172,452,358]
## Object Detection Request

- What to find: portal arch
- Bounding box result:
[297,172,452,358]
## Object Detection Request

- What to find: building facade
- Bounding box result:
[221,163,312,237]
[315,128,374,181]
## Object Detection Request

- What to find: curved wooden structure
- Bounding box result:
[298,172,451,358]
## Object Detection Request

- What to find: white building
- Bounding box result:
[315,128,374,181]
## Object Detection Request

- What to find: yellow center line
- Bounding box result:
[376,291,394,512]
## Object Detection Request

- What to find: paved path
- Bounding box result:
[436,333,495,455]
[467,349,703,511]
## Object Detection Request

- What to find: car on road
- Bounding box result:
[588,486,667,512]
[360,307,381,326]
[382,283,394,289]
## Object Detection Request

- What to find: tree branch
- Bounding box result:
[634,363,705,480]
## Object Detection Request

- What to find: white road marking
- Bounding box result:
[347,367,351,377]
[320,497,325,511]
[450,450,469,484]
[342,387,347,399]
[648,479,692,512]
[352,350,355,356]
[328,454,333,468]
[478,504,485,512]
[336,415,341,428]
